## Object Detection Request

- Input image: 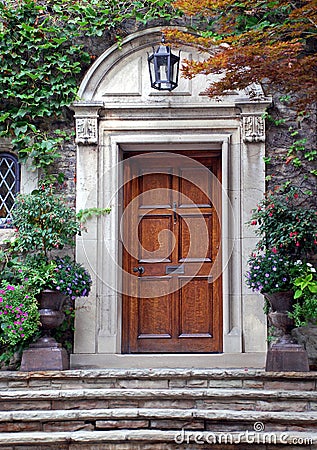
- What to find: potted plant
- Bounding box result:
[0,183,108,370]
[246,186,317,371]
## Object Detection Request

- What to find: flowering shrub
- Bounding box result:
[249,187,317,258]
[0,283,40,346]
[12,185,80,258]
[245,182,317,334]
[53,256,92,300]
[246,251,293,294]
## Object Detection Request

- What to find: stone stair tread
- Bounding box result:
[1,368,317,380]
[1,408,317,423]
[0,429,316,445]
[1,387,316,400]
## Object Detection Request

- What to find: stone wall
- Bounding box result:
[265,94,316,203]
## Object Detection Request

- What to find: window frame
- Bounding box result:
[0,151,21,228]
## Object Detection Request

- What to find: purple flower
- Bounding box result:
[265,273,270,278]
[6,285,15,291]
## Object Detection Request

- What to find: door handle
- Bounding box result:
[133,266,145,274]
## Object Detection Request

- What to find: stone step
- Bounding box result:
[0,369,316,391]
[0,370,316,448]
[0,429,315,448]
[0,387,316,412]
[0,408,316,433]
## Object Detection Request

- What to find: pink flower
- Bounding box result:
[6,285,15,291]
[272,247,277,254]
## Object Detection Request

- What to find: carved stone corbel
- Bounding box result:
[72,102,103,145]
[75,117,98,145]
[242,115,265,143]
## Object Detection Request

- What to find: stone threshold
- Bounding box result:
[70,352,266,370]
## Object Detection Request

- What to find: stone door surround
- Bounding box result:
[71,27,271,369]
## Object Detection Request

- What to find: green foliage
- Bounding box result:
[262,112,286,127]
[289,263,317,326]
[0,283,40,346]
[12,186,80,258]
[77,207,111,224]
[0,0,174,173]
[2,255,57,295]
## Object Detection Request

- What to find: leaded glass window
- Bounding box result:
[0,153,20,228]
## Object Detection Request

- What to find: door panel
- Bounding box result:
[122,151,222,353]
[139,215,173,262]
[179,277,213,337]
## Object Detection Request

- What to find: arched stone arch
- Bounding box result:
[71,27,271,369]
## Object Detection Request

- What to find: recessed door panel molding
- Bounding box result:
[139,214,174,263]
[178,277,214,338]
[139,169,173,209]
[178,214,212,262]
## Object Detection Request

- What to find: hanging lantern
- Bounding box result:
[148,35,180,91]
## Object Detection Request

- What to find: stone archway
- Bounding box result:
[71,27,271,369]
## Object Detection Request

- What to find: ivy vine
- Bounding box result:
[0,0,175,175]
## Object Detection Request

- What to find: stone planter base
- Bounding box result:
[20,343,69,371]
[264,292,310,372]
[266,342,309,372]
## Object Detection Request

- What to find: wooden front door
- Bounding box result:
[122,151,222,353]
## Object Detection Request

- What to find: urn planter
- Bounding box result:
[264,291,309,372]
[20,290,69,371]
